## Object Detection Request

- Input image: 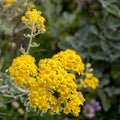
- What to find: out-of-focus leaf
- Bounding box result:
[97,88,111,111]
[111,64,120,86]
[106,16,120,28]
[90,25,99,36]
[99,78,110,88]
[111,64,120,79]
[104,86,120,97]
[93,69,103,78]
[105,4,120,17]
[63,12,75,23]
[0,20,14,35]
[98,0,118,8]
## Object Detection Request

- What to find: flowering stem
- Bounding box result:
[26,28,34,54]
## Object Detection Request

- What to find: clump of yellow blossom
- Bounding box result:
[21,9,46,33]
[79,72,99,89]
[28,51,85,116]
[4,0,16,7]
[9,54,38,89]
[52,49,85,74]
[9,49,99,117]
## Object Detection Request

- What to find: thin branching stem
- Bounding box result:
[26,26,34,54]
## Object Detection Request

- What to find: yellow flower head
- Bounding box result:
[52,49,85,74]
[9,54,38,87]
[21,9,46,33]
[79,72,99,89]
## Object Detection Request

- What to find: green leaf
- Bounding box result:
[98,0,118,8]
[106,16,120,28]
[111,64,120,86]
[90,25,99,36]
[104,86,120,97]
[63,12,75,23]
[111,64,120,79]
[99,78,110,88]
[97,89,111,111]
[106,4,120,17]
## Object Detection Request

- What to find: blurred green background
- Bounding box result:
[0,0,120,120]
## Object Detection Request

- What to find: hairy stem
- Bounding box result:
[26,28,34,54]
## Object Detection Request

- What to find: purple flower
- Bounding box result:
[90,99,101,111]
[83,104,95,119]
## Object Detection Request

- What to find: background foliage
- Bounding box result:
[0,0,120,120]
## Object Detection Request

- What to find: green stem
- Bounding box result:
[24,110,28,120]
[26,28,34,54]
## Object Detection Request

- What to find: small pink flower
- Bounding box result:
[90,99,101,111]
[11,101,19,108]
[83,104,95,119]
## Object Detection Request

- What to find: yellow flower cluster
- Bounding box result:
[79,73,99,89]
[52,49,85,74]
[9,54,38,89]
[5,0,16,7]
[9,49,85,116]
[36,57,85,116]
[21,9,46,33]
